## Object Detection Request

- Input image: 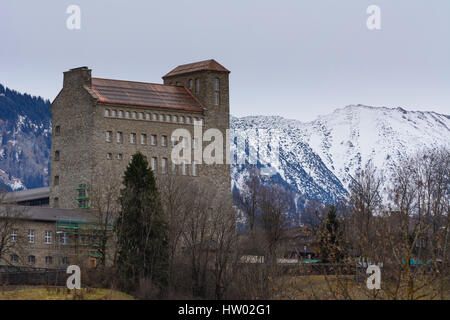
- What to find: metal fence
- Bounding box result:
[0,266,67,286]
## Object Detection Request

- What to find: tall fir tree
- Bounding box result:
[318,205,344,263]
[115,152,169,294]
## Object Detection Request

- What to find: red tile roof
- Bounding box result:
[87,78,204,112]
[163,59,230,78]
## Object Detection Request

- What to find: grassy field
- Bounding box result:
[0,286,134,300]
[271,275,450,300]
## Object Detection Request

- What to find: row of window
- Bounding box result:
[104,109,204,125]
[10,254,69,265]
[105,154,198,176]
[10,229,68,245]
[106,131,170,146]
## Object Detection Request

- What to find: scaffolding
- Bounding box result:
[56,216,114,268]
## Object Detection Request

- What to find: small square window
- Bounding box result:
[54,151,60,161]
[117,153,123,160]
[106,131,112,142]
[54,175,60,186]
[117,131,123,143]
[45,231,52,244]
[28,255,35,264]
[161,135,167,147]
[45,256,53,265]
[104,109,110,117]
[55,125,61,136]
[62,257,69,265]
[141,134,147,145]
[151,135,157,146]
[28,229,35,244]
[107,153,112,160]
[10,254,18,263]
[151,157,157,171]
[11,229,18,242]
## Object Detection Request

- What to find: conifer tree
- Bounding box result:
[318,205,344,263]
[115,152,169,294]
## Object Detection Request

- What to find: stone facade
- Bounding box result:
[50,60,231,209]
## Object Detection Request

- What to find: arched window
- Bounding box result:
[195,78,200,94]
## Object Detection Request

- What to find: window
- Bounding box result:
[54,197,59,208]
[117,131,123,143]
[106,131,112,142]
[214,92,219,105]
[214,78,220,91]
[55,125,61,136]
[62,257,69,265]
[161,135,167,147]
[61,232,68,245]
[162,158,168,174]
[192,161,198,176]
[151,157,157,171]
[186,116,191,124]
[152,113,157,121]
[146,113,151,120]
[45,231,52,244]
[54,151,60,161]
[118,110,123,118]
[179,116,184,123]
[28,255,35,264]
[45,256,53,265]
[104,109,110,117]
[151,135,157,146]
[166,115,171,122]
[10,254,18,263]
[139,112,144,120]
[189,79,193,90]
[106,153,112,160]
[193,138,199,150]
[11,229,18,242]
[125,111,130,118]
[181,160,187,175]
[195,78,200,94]
[130,133,136,144]
[132,112,137,119]
[171,136,176,147]
[141,134,147,145]
[173,115,178,123]
[171,162,177,174]
[54,175,59,186]
[117,153,123,160]
[159,114,164,121]
[28,229,35,244]
[111,109,116,117]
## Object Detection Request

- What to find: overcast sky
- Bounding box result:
[1,0,449,121]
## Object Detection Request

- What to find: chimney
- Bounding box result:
[63,66,92,88]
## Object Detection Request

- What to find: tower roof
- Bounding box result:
[163,59,230,78]
[86,78,204,112]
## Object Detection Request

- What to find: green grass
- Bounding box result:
[0,286,134,300]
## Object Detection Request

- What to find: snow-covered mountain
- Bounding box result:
[231,105,450,206]
[0,84,51,191]
[0,83,448,206]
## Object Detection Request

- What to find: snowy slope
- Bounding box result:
[231,105,450,205]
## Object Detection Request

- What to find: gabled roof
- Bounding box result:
[87,78,204,112]
[163,59,230,78]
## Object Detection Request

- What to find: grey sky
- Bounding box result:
[1,0,449,121]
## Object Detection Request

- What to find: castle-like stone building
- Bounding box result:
[50,59,231,209]
[0,59,231,270]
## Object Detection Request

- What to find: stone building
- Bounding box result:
[50,59,231,209]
